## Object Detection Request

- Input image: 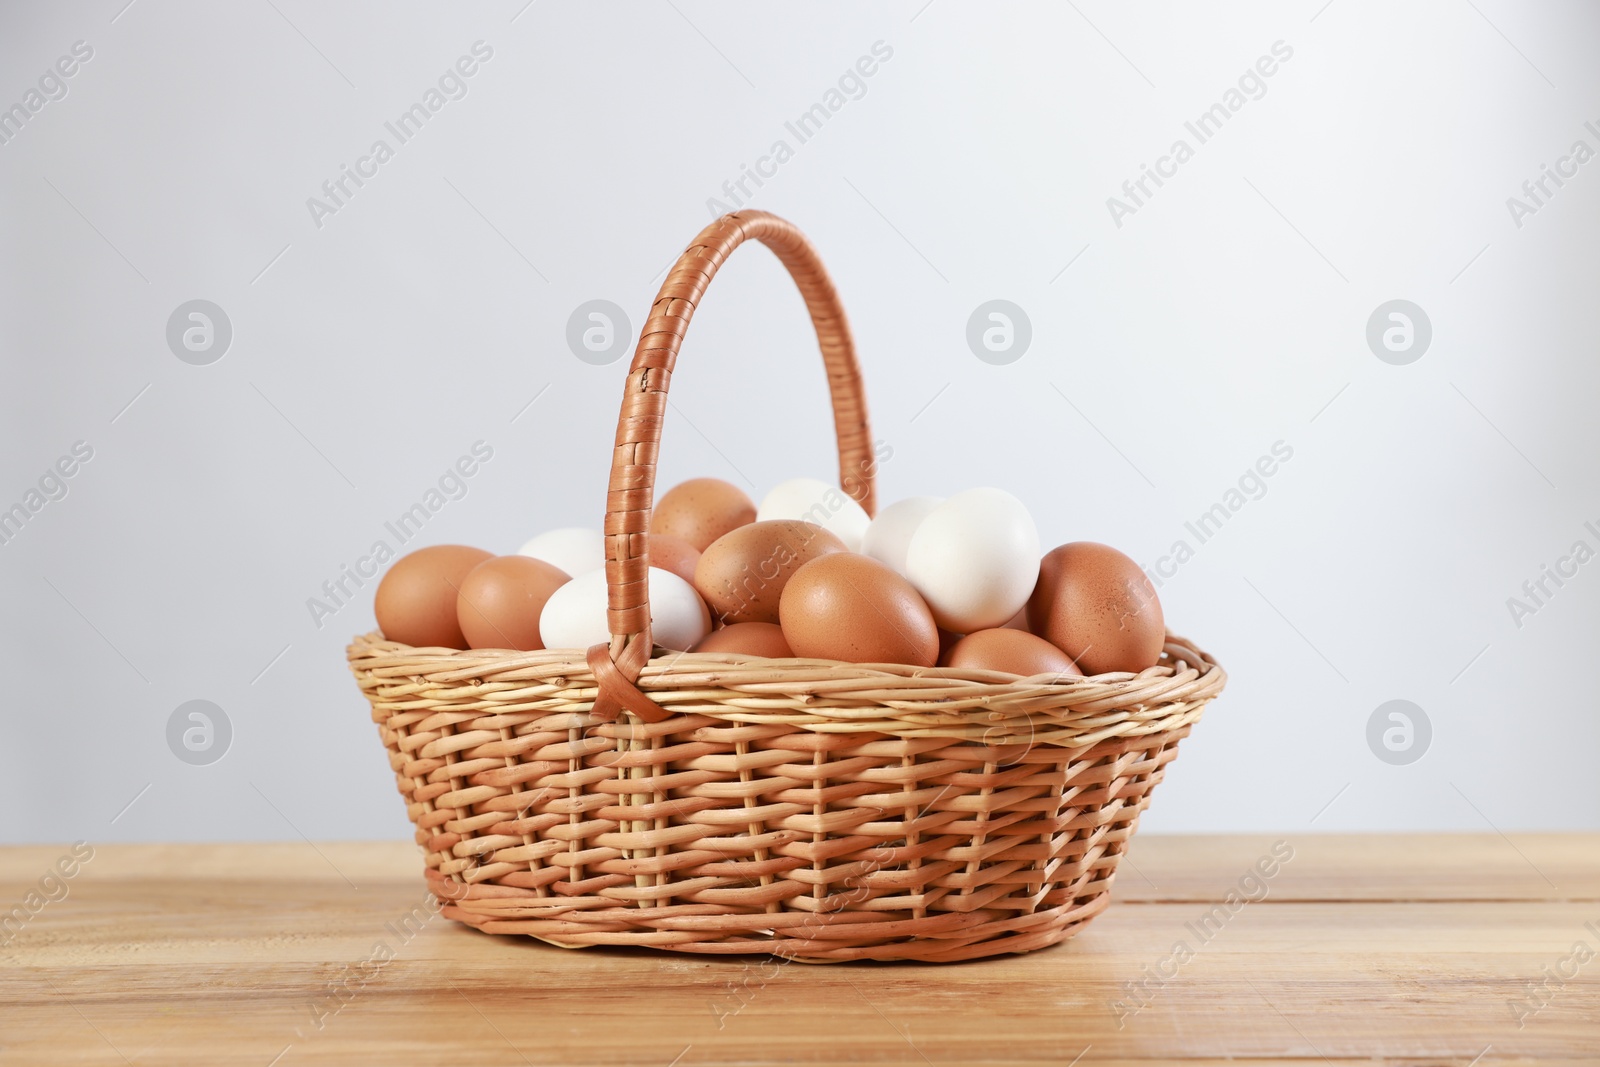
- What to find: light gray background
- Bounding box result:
[4,1,1597,844]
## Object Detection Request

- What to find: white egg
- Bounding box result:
[904,488,1042,632]
[517,527,604,578]
[860,496,944,577]
[756,477,871,551]
[538,566,712,652]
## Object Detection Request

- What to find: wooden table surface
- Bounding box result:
[3,835,1596,1066]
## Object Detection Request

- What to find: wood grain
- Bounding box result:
[2,835,1596,1065]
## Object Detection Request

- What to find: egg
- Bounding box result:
[940,628,1082,679]
[1027,542,1164,675]
[455,555,570,651]
[694,520,847,625]
[1002,607,1030,632]
[778,554,939,667]
[518,527,604,578]
[860,496,943,576]
[690,621,793,658]
[374,544,492,649]
[649,478,756,552]
[904,488,1041,632]
[647,533,701,585]
[756,478,872,551]
[539,566,711,652]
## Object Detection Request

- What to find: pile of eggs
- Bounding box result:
[372,477,1166,678]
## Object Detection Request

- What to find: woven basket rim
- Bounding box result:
[347,630,1224,748]
[348,629,1220,681]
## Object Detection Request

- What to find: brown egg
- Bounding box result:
[1027,542,1164,675]
[455,555,570,651]
[647,534,701,585]
[940,628,1082,678]
[779,553,939,667]
[695,520,847,625]
[374,544,492,649]
[650,478,757,552]
[691,621,794,658]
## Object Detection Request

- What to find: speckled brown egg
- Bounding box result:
[1027,542,1164,675]
[647,533,701,585]
[691,621,794,658]
[374,544,492,649]
[650,478,757,552]
[940,628,1082,678]
[695,520,846,625]
[778,553,939,667]
[455,555,570,651]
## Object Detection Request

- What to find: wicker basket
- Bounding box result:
[348,210,1226,963]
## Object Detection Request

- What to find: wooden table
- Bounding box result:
[3,835,1596,1065]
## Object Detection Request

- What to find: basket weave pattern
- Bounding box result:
[351,636,1218,961]
[349,211,1225,962]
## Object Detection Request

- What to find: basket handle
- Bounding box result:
[587,211,875,722]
